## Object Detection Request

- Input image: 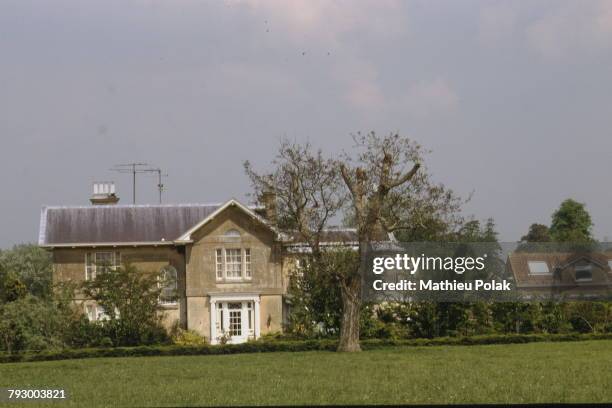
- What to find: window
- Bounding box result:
[608,260,612,271]
[228,303,242,336]
[216,307,224,334]
[224,229,241,238]
[528,261,550,275]
[216,249,224,279]
[215,248,252,280]
[575,264,592,282]
[85,251,120,280]
[86,253,94,281]
[96,306,110,321]
[86,305,96,321]
[158,265,178,305]
[247,301,254,336]
[225,249,242,279]
[245,249,252,278]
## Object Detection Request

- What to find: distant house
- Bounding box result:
[506,251,612,299]
[39,182,358,344]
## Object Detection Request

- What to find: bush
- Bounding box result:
[81,263,170,347]
[0,244,53,300]
[0,295,77,353]
[1,332,610,364]
[171,327,207,346]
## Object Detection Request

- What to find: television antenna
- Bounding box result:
[144,167,168,204]
[110,163,149,204]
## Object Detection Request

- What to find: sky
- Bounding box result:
[1,0,612,248]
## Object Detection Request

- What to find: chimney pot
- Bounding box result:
[90,181,120,205]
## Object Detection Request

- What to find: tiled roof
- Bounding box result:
[507,251,612,285]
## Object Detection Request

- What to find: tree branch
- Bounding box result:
[387,163,421,189]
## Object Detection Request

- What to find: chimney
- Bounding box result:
[90,182,120,205]
[261,190,277,225]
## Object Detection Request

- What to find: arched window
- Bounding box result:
[224,229,241,238]
[159,265,178,305]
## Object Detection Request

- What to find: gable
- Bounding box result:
[176,199,277,243]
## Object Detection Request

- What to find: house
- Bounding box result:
[38,182,357,344]
[506,251,612,299]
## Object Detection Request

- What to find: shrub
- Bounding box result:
[0,295,75,353]
[172,328,207,346]
[81,263,170,347]
[1,332,610,364]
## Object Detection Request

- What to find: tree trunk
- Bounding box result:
[337,276,362,352]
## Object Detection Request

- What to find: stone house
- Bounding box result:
[38,183,356,344]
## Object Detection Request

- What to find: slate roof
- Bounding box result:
[39,204,221,245]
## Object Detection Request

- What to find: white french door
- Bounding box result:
[214,301,255,344]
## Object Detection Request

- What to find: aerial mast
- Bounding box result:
[110,163,149,204]
[144,167,168,204]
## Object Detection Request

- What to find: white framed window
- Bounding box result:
[87,305,111,321]
[225,249,242,279]
[527,261,550,275]
[216,307,225,334]
[214,248,252,280]
[227,302,243,336]
[96,306,110,321]
[85,253,95,281]
[575,264,593,282]
[246,301,254,336]
[244,249,252,279]
[216,249,224,279]
[224,229,241,238]
[158,265,178,305]
[85,251,121,280]
[86,304,96,321]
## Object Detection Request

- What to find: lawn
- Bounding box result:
[1,340,610,407]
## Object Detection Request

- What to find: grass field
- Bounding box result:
[1,340,610,407]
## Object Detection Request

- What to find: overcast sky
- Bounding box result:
[1,0,611,248]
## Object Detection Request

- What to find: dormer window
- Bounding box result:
[575,264,592,282]
[527,261,550,275]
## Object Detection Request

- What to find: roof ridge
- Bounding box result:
[42,203,224,210]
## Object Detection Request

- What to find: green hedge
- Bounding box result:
[1,333,610,364]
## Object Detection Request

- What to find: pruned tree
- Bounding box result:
[337,132,423,351]
[246,133,458,352]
